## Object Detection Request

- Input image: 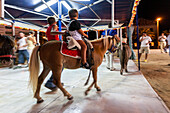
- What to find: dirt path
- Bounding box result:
[134,50,170,109]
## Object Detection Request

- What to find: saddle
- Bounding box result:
[60,36,94,68]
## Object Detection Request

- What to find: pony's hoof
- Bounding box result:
[37,99,44,104]
[67,96,73,100]
[85,91,88,96]
[96,88,101,91]
[120,71,123,75]
[125,69,128,73]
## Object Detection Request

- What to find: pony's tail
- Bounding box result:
[29,46,40,94]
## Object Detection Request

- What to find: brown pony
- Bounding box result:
[0,35,14,67]
[29,36,116,103]
[119,44,132,75]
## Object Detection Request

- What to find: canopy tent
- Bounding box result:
[3,0,138,30]
[1,0,141,67]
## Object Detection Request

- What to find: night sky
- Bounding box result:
[138,0,170,32]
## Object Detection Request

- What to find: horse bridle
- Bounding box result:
[108,37,117,53]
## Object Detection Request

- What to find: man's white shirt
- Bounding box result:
[17,37,27,50]
[140,36,152,47]
[158,35,166,42]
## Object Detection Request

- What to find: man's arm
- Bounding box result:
[146,37,152,45]
[51,31,65,35]
[163,36,166,39]
[139,36,144,42]
[50,25,65,35]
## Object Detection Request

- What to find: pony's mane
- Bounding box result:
[90,36,112,48]
[90,37,103,43]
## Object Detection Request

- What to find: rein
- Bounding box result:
[108,44,117,53]
[0,55,13,58]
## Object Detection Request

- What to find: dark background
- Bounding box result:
[138,0,170,32]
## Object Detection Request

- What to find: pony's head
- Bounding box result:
[106,36,118,53]
[0,35,14,67]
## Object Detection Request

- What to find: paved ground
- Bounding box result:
[0,59,169,113]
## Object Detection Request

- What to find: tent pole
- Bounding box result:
[111,0,114,27]
[0,0,4,18]
[37,31,40,45]
[117,28,119,37]
[12,20,15,36]
[58,0,62,41]
[136,6,140,70]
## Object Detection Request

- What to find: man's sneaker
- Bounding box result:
[45,82,57,91]
[136,59,140,62]
[144,59,147,62]
[110,67,116,71]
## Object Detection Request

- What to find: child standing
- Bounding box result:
[44,16,60,90]
[68,9,90,69]
[46,16,59,41]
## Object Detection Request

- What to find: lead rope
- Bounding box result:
[84,69,92,86]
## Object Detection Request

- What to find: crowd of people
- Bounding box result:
[137,31,170,64]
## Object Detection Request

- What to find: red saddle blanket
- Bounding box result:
[60,42,81,59]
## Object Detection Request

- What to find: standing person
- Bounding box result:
[158,33,167,53]
[68,9,89,68]
[167,32,170,66]
[101,23,120,71]
[17,31,29,67]
[44,16,60,90]
[138,32,152,62]
[26,31,36,59]
[122,33,128,44]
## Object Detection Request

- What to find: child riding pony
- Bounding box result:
[29,35,117,103]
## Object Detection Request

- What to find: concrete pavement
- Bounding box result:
[0,59,169,113]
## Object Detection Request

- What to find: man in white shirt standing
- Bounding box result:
[158,33,167,53]
[167,32,170,56]
[139,32,152,62]
[17,31,29,67]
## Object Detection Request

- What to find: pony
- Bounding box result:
[119,44,132,75]
[29,36,117,103]
[0,35,14,67]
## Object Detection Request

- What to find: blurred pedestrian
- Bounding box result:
[158,33,167,53]
[167,32,170,66]
[26,31,36,59]
[138,32,152,62]
[16,31,29,67]
[167,32,170,55]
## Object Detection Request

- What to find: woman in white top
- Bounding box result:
[26,31,36,58]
